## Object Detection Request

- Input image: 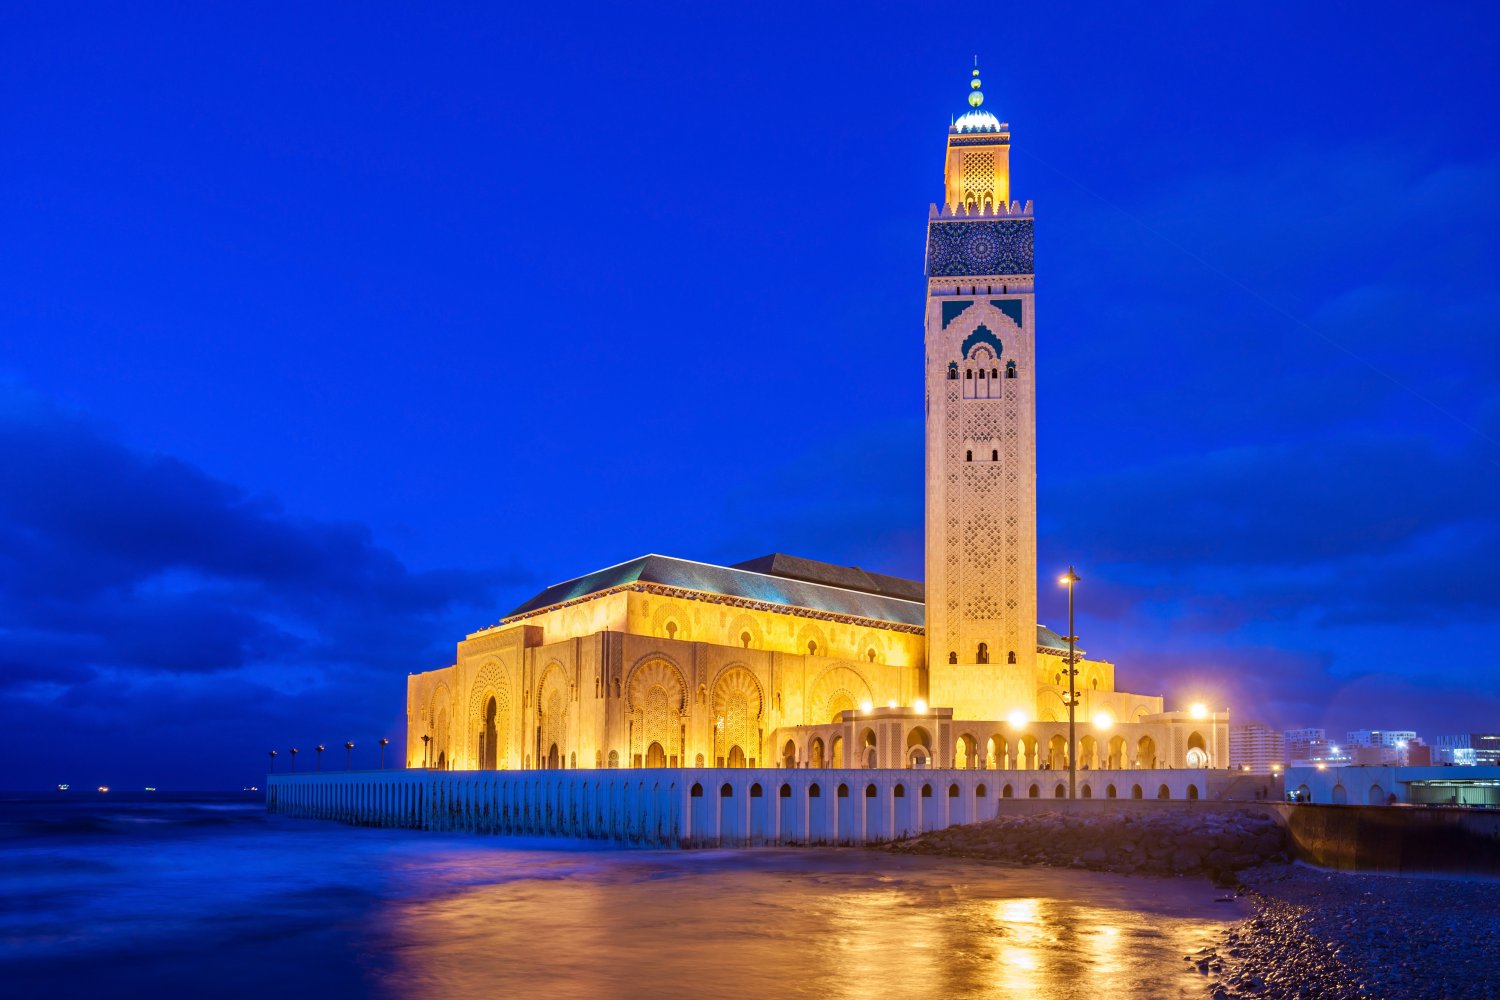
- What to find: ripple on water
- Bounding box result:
[0,800,1244,1000]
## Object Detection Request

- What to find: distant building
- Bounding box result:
[1285,726,1352,767]
[1230,722,1285,775]
[1435,733,1500,766]
[1285,727,1325,762]
[1343,730,1419,766]
[1476,734,1500,766]
[1346,729,1416,749]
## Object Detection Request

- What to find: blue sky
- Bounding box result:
[3,3,1498,788]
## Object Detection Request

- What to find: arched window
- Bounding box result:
[837,783,849,798]
[978,368,986,379]
[893,784,905,798]
[948,783,960,798]
[976,784,988,798]
[750,783,763,798]
[690,783,703,797]
[809,783,821,798]
[921,784,932,798]
[1007,651,1017,664]
[779,784,791,798]
[948,651,958,664]
[867,648,876,662]
[740,631,751,648]
[977,642,989,664]
[1028,783,1039,798]
[966,450,973,462]
[665,621,677,640]
[991,368,998,378]
[947,361,958,380]
[991,449,998,461]
[1005,360,1017,378]
[1002,784,1013,798]
[720,783,734,797]
[807,640,818,655]
[965,369,973,380]
[865,784,878,798]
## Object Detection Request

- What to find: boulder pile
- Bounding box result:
[887,807,1288,882]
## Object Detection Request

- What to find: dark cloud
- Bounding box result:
[0,388,530,787]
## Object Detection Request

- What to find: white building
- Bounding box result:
[1230,722,1285,775]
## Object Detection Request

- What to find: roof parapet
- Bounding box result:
[930,199,1033,219]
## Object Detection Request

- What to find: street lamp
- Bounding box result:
[316,744,326,771]
[421,734,431,769]
[380,738,389,770]
[268,749,278,773]
[290,747,298,772]
[1058,566,1081,800]
[344,741,355,770]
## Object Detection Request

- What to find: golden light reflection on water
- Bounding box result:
[378,849,1243,1000]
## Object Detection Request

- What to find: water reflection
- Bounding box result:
[381,850,1241,1000]
[0,798,1242,1000]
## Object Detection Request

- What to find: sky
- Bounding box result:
[3,3,1498,789]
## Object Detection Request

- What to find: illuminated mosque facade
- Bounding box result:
[404,68,1227,780]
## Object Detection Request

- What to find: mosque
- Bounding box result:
[403,68,1227,780]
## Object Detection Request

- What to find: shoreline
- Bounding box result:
[1205,863,1500,999]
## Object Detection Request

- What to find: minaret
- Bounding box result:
[923,63,1037,722]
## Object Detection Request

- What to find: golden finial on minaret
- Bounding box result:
[969,57,983,108]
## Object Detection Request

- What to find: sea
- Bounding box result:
[0,792,1244,999]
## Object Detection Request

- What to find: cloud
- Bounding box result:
[0,386,530,787]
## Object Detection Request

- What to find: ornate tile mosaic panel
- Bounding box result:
[926,219,1034,277]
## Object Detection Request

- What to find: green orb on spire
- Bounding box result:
[968,62,984,107]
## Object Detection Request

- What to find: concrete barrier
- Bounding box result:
[1278,803,1500,876]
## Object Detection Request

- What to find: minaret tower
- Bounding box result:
[924,63,1037,721]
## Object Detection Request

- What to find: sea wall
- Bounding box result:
[264,767,1218,847]
[1277,803,1500,876]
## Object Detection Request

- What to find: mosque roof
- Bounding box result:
[503,553,1079,653]
[505,554,925,627]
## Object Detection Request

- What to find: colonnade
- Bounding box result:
[265,768,1216,846]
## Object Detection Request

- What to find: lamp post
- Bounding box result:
[268,749,277,773]
[316,744,325,771]
[380,738,389,770]
[344,741,355,770]
[1059,566,1081,800]
[421,734,431,769]
[290,747,298,772]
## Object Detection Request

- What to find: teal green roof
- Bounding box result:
[505,553,1079,651]
[506,554,924,626]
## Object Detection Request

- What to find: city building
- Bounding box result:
[1285,727,1352,767]
[1230,722,1285,775]
[401,67,1229,775]
[1435,733,1500,766]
